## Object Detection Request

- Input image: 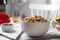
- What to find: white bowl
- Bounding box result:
[21,21,50,36]
[2,23,13,32]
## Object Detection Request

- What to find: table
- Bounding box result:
[0,36,10,40]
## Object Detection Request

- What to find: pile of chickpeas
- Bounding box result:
[23,16,48,23]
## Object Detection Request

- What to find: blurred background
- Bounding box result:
[0,0,60,20]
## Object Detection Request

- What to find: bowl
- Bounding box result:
[21,21,50,36]
[2,23,13,32]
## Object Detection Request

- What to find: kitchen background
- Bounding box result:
[1,0,60,20]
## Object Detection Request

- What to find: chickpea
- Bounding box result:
[23,15,48,23]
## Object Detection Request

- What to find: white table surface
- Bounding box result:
[0,36,10,40]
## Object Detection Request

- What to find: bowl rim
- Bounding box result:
[20,20,50,23]
[1,23,13,26]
